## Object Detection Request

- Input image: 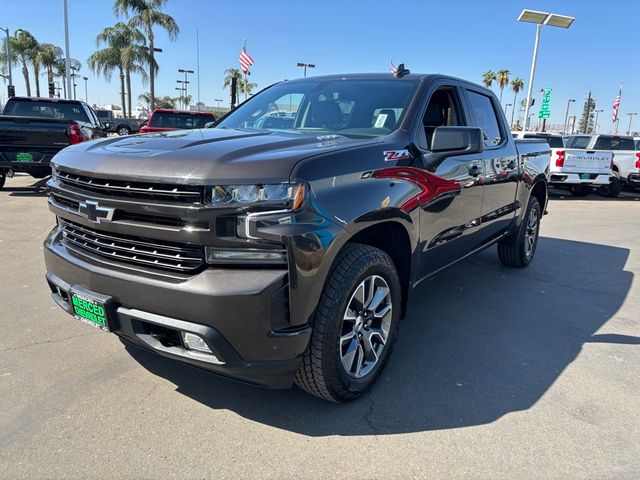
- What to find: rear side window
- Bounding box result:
[523,134,563,148]
[4,100,90,123]
[466,90,502,147]
[564,136,591,149]
[594,136,636,150]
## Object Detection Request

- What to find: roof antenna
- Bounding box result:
[394,63,410,78]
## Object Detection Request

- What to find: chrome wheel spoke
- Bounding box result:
[340,330,355,346]
[369,286,389,312]
[374,303,392,319]
[341,338,360,373]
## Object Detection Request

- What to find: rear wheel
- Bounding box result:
[497,195,541,268]
[569,184,591,197]
[295,243,401,402]
[599,173,623,198]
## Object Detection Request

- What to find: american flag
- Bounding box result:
[239,46,254,75]
[390,57,397,76]
[611,84,622,122]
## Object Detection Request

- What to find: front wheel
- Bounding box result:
[117,126,131,136]
[295,243,401,402]
[497,195,541,268]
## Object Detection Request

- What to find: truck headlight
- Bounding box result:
[211,183,305,209]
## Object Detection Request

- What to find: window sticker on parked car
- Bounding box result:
[374,114,388,128]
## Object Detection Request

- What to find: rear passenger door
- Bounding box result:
[463,87,519,242]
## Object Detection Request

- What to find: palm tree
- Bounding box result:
[481,70,496,89]
[510,78,524,128]
[10,29,38,96]
[37,43,63,97]
[241,80,257,100]
[496,69,510,104]
[223,68,243,90]
[114,0,179,111]
[54,58,81,99]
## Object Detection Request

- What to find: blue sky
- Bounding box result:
[2,0,639,132]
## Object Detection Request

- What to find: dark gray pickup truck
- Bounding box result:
[44,72,550,402]
[0,97,106,188]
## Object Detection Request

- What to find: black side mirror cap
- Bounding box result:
[431,126,485,153]
[423,126,485,171]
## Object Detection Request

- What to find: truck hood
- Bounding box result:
[52,127,377,184]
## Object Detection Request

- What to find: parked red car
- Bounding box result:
[139,109,216,133]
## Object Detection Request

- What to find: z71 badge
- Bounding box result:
[383,149,412,162]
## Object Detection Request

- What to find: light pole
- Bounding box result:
[296,62,315,78]
[70,65,79,100]
[518,9,575,131]
[0,27,12,91]
[568,115,577,134]
[214,98,223,110]
[626,112,637,136]
[176,80,188,109]
[62,0,73,100]
[174,86,183,109]
[563,99,575,135]
[178,69,194,109]
[82,76,88,103]
[593,109,603,133]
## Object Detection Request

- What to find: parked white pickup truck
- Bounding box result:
[513,132,612,196]
[564,134,640,197]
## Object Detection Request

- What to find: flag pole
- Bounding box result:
[614,81,623,134]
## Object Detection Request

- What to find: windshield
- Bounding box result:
[149,112,214,129]
[5,100,89,123]
[216,79,419,138]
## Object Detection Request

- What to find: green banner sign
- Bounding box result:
[538,88,552,119]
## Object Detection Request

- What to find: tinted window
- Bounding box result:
[466,90,502,147]
[564,136,591,149]
[422,88,465,149]
[593,136,636,150]
[523,134,563,148]
[149,112,214,129]
[217,79,418,138]
[5,100,90,123]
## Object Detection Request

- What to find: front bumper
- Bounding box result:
[44,227,311,388]
[549,173,610,185]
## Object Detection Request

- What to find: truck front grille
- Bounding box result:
[56,170,204,204]
[60,219,204,272]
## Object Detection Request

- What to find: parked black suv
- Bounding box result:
[44,73,549,402]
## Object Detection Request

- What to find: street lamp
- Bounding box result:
[296,62,315,78]
[0,27,12,91]
[626,112,637,136]
[518,9,575,130]
[563,99,576,135]
[593,109,603,133]
[176,79,189,109]
[82,76,88,103]
[178,69,194,109]
[70,65,79,100]
[214,98,223,109]
[174,87,183,109]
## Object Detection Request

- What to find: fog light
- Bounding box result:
[181,332,213,354]
[205,247,287,264]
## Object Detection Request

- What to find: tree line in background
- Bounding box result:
[482,70,524,129]
[0,0,257,118]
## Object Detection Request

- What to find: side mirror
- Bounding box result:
[204,121,215,128]
[431,126,484,153]
[424,126,484,170]
[103,121,114,130]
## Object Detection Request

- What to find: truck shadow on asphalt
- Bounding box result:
[125,236,634,436]
[549,187,640,202]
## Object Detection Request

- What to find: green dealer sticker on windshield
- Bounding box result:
[70,292,109,331]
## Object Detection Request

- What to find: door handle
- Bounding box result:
[468,165,481,177]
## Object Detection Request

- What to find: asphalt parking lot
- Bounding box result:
[0,174,639,479]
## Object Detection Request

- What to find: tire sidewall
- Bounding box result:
[323,255,401,396]
[521,197,541,266]
[118,126,130,136]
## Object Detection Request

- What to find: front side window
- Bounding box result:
[217,79,419,138]
[422,88,464,149]
[466,90,503,147]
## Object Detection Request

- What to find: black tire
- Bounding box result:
[497,195,541,268]
[0,172,5,190]
[599,174,623,198]
[295,243,401,402]
[569,184,591,197]
[117,126,131,136]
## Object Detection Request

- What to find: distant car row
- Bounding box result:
[512,131,640,197]
[0,96,217,188]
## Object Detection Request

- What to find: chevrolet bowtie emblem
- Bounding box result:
[78,200,115,223]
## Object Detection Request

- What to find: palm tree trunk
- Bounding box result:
[499,87,503,104]
[126,68,132,119]
[34,65,41,97]
[61,74,67,99]
[119,67,127,118]
[511,92,518,128]
[148,28,155,111]
[22,64,31,97]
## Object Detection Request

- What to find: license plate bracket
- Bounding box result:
[69,286,116,332]
[579,173,592,180]
[16,152,33,162]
